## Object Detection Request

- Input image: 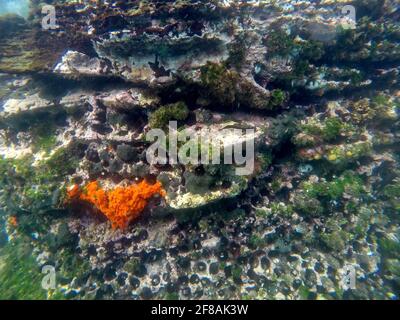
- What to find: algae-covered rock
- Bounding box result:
[0,0,400,301]
[149,102,189,129]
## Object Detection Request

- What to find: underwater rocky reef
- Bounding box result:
[0,0,399,300]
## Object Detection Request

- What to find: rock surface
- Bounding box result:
[0,0,399,301]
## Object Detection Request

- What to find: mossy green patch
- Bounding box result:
[303,171,364,200]
[149,101,189,129]
[270,202,294,218]
[0,144,83,221]
[0,240,47,300]
[295,171,366,217]
[320,231,347,252]
[266,29,295,58]
[378,237,400,258]
[232,265,243,283]
[269,89,287,108]
[226,35,247,70]
[299,117,352,143]
[30,123,58,154]
[200,61,239,107]
[248,234,264,249]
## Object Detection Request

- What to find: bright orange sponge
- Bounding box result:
[68,180,166,229]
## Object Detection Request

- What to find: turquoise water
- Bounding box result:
[0,0,30,18]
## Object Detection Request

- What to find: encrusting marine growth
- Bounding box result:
[67,180,166,229]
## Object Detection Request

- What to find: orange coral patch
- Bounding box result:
[67,184,80,199]
[8,216,18,227]
[69,180,166,229]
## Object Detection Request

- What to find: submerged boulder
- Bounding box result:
[54,51,111,77]
[0,94,59,127]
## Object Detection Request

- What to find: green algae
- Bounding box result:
[269,89,287,108]
[31,123,58,154]
[0,240,47,300]
[226,34,248,70]
[200,62,238,107]
[266,29,295,58]
[0,144,82,220]
[303,172,364,200]
[199,61,277,110]
[299,117,352,144]
[124,257,142,275]
[379,237,400,259]
[328,17,400,64]
[320,231,347,252]
[42,145,82,178]
[270,202,294,218]
[149,101,189,129]
[294,171,366,217]
[350,95,398,125]
[248,234,264,249]
[0,12,92,74]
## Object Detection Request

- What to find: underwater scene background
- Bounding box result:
[0,0,399,300]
